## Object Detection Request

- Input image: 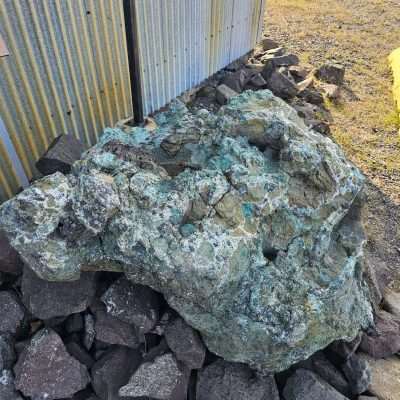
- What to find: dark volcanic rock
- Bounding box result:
[165,317,206,370]
[303,351,351,397]
[101,277,160,334]
[221,70,248,93]
[94,307,140,349]
[359,310,400,358]
[315,63,345,85]
[197,359,279,400]
[119,352,188,400]
[22,267,97,319]
[283,369,348,400]
[0,291,25,334]
[329,333,362,361]
[0,370,23,400]
[266,70,299,99]
[342,354,371,395]
[65,313,84,334]
[83,313,95,350]
[0,333,16,370]
[65,340,95,369]
[14,328,90,399]
[36,134,85,176]
[91,345,142,400]
[0,230,23,275]
[261,37,279,51]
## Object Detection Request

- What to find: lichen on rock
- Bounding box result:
[0,90,372,372]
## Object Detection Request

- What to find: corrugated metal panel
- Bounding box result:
[135,0,266,116]
[0,0,131,203]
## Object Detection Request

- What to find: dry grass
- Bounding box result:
[265,0,400,203]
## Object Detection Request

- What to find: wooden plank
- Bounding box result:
[0,34,9,57]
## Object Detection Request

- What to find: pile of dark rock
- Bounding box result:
[189,36,346,137]
[1,36,400,400]
[1,230,399,400]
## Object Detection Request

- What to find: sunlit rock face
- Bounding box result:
[0,90,372,372]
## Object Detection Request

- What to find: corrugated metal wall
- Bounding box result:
[134,0,266,116]
[0,0,132,203]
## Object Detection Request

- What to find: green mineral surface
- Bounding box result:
[0,90,372,372]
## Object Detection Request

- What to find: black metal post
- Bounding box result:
[123,0,144,123]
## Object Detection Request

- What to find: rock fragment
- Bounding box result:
[0,333,15,370]
[36,134,85,176]
[283,369,349,400]
[197,359,279,400]
[119,352,187,400]
[91,345,141,400]
[0,231,23,275]
[83,313,95,350]
[0,370,24,400]
[321,83,341,100]
[101,277,160,334]
[315,63,345,85]
[266,69,299,99]
[221,70,248,93]
[216,84,238,105]
[94,308,140,349]
[0,291,25,334]
[359,310,400,358]
[22,267,96,320]
[342,354,371,395]
[329,333,362,361]
[164,317,206,369]
[14,328,89,399]
[261,37,279,51]
[261,53,300,68]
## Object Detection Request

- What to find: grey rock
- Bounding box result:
[261,53,300,68]
[0,230,23,275]
[14,328,89,399]
[248,73,267,89]
[65,340,95,369]
[0,90,373,372]
[119,352,187,400]
[101,276,160,334]
[342,354,371,395]
[216,84,238,104]
[298,87,324,105]
[358,397,378,400]
[221,70,248,93]
[94,307,140,349]
[315,63,345,85]
[359,310,400,358]
[22,267,96,319]
[36,134,85,176]
[288,66,309,81]
[165,317,206,369]
[0,291,25,334]
[196,359,279,400]
[321,83,341,100]
[329,333,362,361]
[283,369,349,400]
[0,333,15,371]
[83,313,95,350]
[266,69,299,99]
[0,370,23,400]
[265,47,285,57]
[261,37,279,51]
[306,351,351,397]
[91,345,141,400]
[306,119,331,135]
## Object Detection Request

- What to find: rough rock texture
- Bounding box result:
[283,369,348,400]
[0,333,15,371]
[101,276,160,334]
[342,354,371,395]
[197,359,279,400]
[0,370,24,400]
[14,328,89,399]
[0,90,372,372]
[22,267,97,320]
[0,291,25,334]
[164,317,206,369]
[0,230,23,275]
[91,345,141,400]
[119,352,186,399]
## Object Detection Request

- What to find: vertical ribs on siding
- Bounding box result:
[134,0,266,116]
[0,0,131,203]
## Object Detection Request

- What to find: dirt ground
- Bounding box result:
[264,0,400,290]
